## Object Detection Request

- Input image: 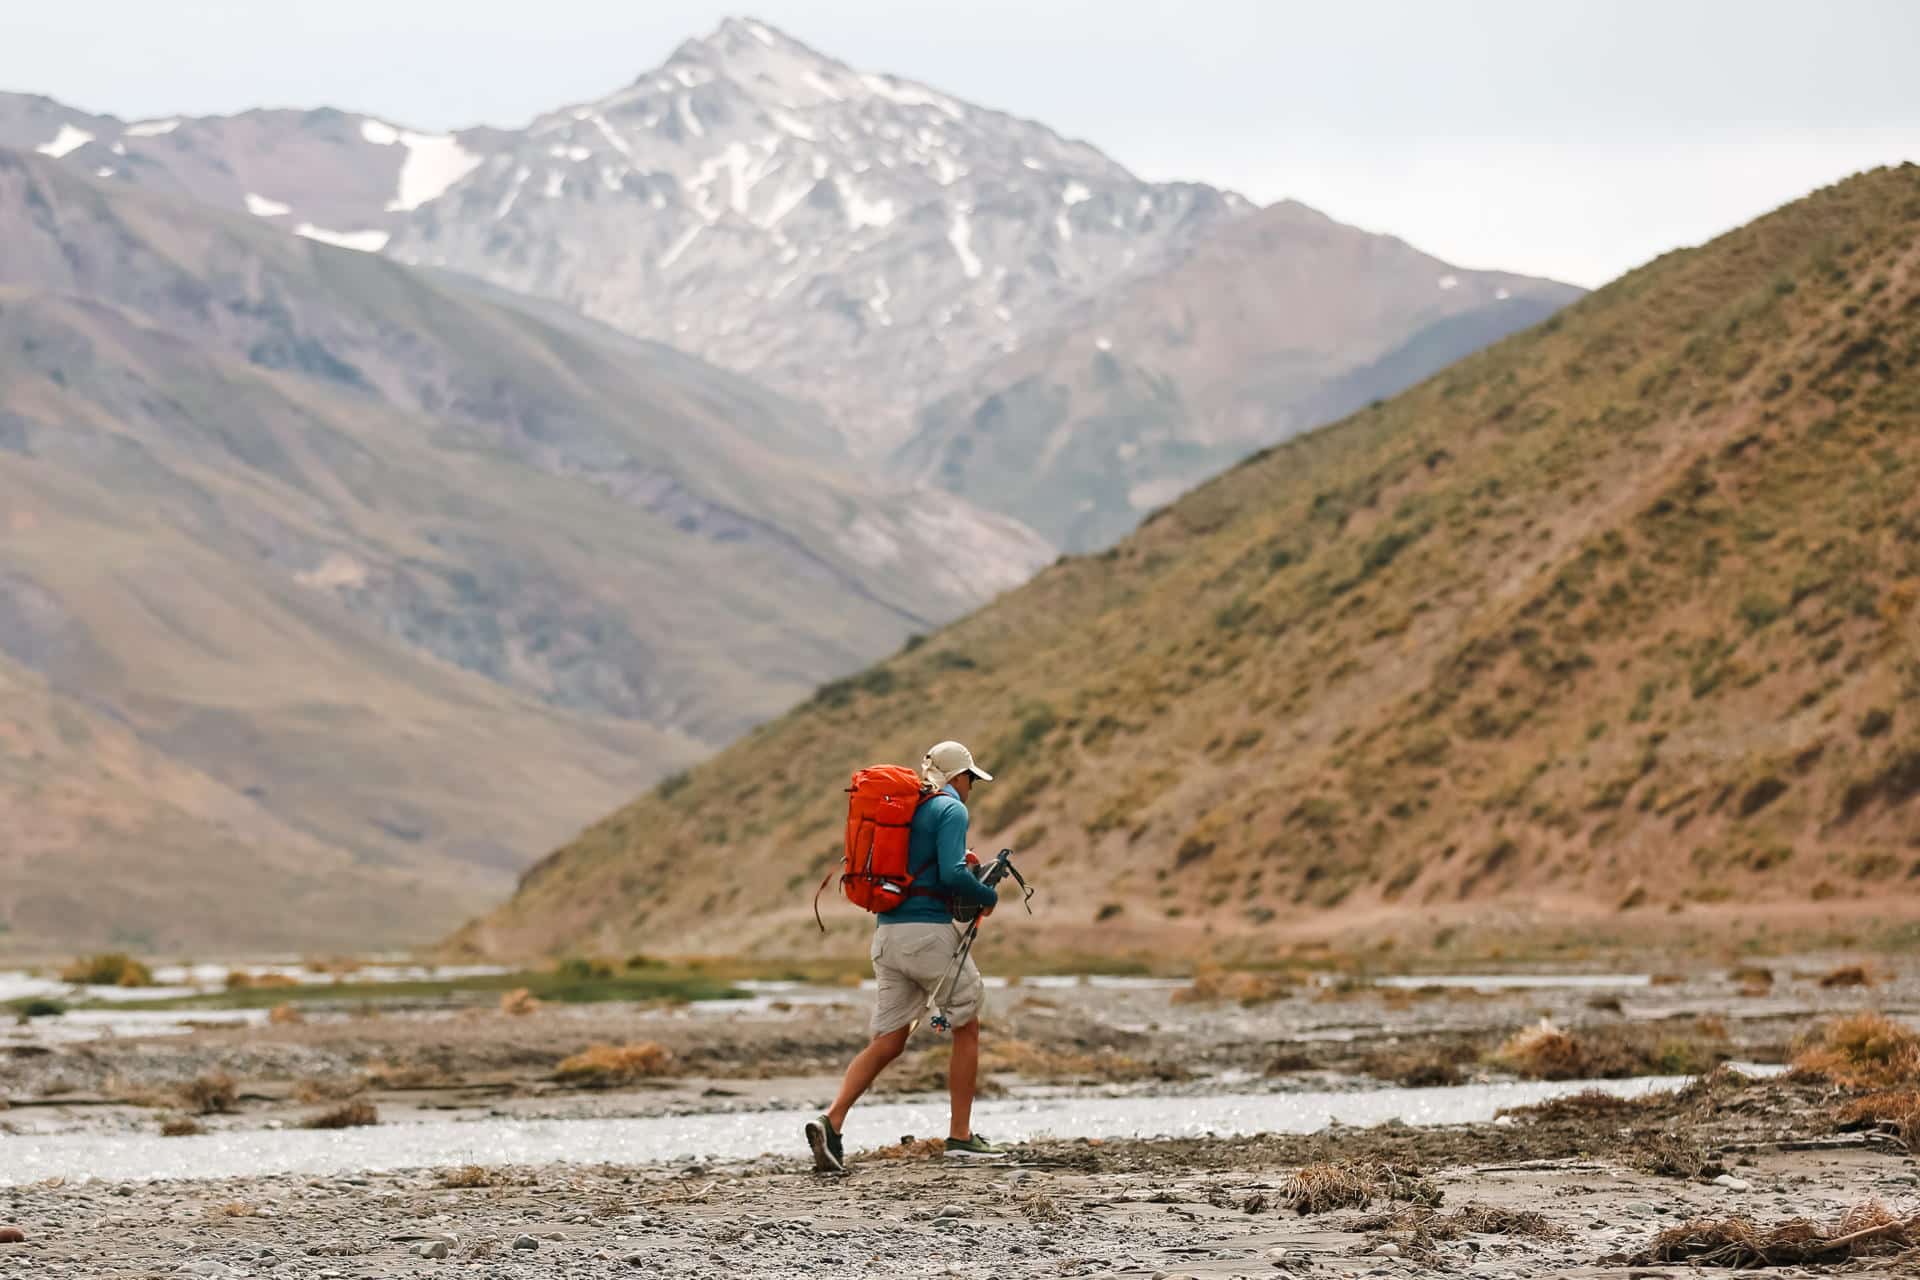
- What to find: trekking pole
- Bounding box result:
[910,849,1034,1036]
[914,917,980,1036]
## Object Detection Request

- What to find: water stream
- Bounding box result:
[0,1075,1689,1186]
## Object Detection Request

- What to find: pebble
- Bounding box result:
[1377,1243,1401,1257]
[936,1203,967,1219]
[1624,1200,1655,1214]
[1713,1174,1752,1191]
[512,1234,540,1251]
[411,1241,449,1259]
[0,1229,22,1245]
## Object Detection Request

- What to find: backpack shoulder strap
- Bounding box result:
[904,791,963,888]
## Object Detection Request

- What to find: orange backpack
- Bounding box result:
[813,765,934,927]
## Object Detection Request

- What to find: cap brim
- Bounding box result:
[968,765,993,782]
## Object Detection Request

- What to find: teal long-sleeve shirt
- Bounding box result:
[877,784,1000,925]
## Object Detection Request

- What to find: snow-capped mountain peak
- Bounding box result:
[395,17,1246,450]
[3,18,1250,453]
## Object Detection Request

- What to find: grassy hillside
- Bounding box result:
[0,150,1046,954]
[896,201,1581,552]
[456,165,1920,964]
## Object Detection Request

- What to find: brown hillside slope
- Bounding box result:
[455,165,1920,964]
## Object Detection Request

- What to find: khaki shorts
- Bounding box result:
[870,922,984,1036]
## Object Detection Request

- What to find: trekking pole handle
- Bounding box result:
[979,848,1035,913]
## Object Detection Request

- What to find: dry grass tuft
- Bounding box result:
[60,953,152,987]
[159,1116,205,1137]
[439,1165,508,1188]
[301,1101,378,1130]
[1492,1020,1639,1080]
[1493,1020,1588,1079]
[1836,1090,1920,1152]
[1790,1013,1920,1090]
[178,1072,237,1115]
[874,1047,953,1094]
[554,1042,674,1087]
[1677,1062,1758,1101]
[1625,1202,1919,1267]
[1171,967,1292,1006]
[225,971,299,990]
[1363,1046,1470,1088]
[868,1136,947,1161]
[1631,1133,1726,1180]
[1353,1203,1572,1260]
[1490,1018,1727,1080]
[218,1202,258,1219]
[267,1003,304,1026]
[499,987,541,1016]
[291,1077,364,1105]
[363,1061,452,1090]
[1281,1162,1440,1215]
[1495,1086,1650,1122]
[980,1037,1180,1084]
[1819,964,1876,988]
[1012,1189,1069,1223]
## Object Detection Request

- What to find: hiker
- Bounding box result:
[806,740,1001,1171]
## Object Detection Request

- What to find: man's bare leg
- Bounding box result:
[826,1025,909,1132]
[948,1018,980,1140]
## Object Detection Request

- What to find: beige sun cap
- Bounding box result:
[924,739,992,783]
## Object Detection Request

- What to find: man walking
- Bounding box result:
[806,740,1001,1171]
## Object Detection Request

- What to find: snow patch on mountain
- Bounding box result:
[245,192,292,217]
[295,224,392,253]
[837,177,895,229]
[35,124,93,158]
[948,209,983,279]
[360,118,484,212]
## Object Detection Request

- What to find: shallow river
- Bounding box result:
[0,1074,1689,1186]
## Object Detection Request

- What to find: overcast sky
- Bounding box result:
[6,0,1916,285]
